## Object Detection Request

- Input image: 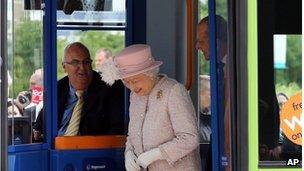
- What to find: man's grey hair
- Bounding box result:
[62,42,91,62]
[200,75,210,90]
[30,68,43,86]
[95,48,113,59]
[198,15,227,42]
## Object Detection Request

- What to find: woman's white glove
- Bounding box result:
[125,150,141,171]
[136,148,164,169]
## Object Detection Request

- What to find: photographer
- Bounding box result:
[12,68,43,117]
[14,90,32,115]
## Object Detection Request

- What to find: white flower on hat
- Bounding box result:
[100,57,120,85]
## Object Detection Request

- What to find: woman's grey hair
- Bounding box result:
[143,67,160,78]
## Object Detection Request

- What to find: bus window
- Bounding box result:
[54,0,126,137]
[273,34,301,161]
[258,0,301,165]
[7,0,44,145]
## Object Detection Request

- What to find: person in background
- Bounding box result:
[196,15,228,123]
[277,92,288,110]
[9,68,44,117]
[29,69,44,142]
[196,15,229,170]
[196,15,227,62]
[101,44,200,171]
[25,68,44,115]
[199,75,211,142]
[257,92,289,160]
[277,92,288,144]
[29,68,43,90]
[95,48,112,73]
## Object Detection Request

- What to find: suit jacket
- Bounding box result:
[125,75,200,171]
[58,71,124,135]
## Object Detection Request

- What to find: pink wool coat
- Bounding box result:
[125,75,201,171]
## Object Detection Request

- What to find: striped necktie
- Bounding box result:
[64,90,84,136]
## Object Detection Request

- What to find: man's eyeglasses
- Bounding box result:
[63,59,92,67]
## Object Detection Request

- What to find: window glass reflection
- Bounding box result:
[259,34,302,161]
[198,0,210,144]
[7,0,44,145]
[57,0,113,13]
[57,0,126,26]
[24,0,43,10]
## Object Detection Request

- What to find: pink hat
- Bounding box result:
[114,44,163,78]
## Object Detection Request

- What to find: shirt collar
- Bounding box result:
[68,83,87,98]
[221,54,227,64]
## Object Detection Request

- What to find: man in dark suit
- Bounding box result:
[33,42,124,139]
[196,15,228,170]
[57,42,124,136]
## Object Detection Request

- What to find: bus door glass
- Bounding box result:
[7,0,44,146]
[214,0,232,170]
[197,1,211,171]
[55,0,126,138]
[198,0,233,170]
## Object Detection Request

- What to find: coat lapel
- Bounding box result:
[81,72,107,118]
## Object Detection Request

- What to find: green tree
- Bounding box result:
[13,18,43,97]
[79,31,124,72]
[286,36,301,86]
[216,0,228,20]
[57,38,69,79]
[275,35,301,96]
[199,0,209,75]
[79,31,124,56]
[199,0,208,19]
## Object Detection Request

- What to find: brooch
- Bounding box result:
[156,90,163,99]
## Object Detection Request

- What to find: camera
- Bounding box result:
[18,91,32,106]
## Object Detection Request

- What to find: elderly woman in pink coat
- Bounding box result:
[100,44,200,171]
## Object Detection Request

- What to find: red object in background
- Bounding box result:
[31,86,43,104]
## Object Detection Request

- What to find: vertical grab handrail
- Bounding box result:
[185,0,193,90]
